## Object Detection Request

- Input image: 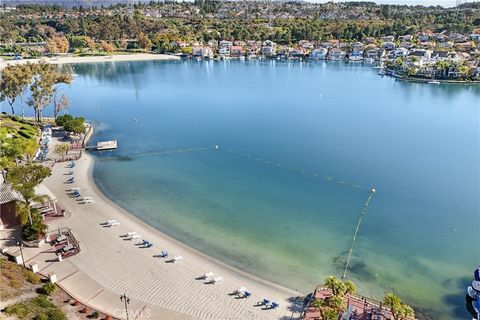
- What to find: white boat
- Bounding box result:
[428,80,440,84]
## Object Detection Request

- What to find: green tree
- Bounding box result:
[7,164,51,225]
[27,63,72,122]
[137,32,152,51]
[0,64,34,116]
[53,143,70,161]
[324,276,346,297]
[383,293,415,320]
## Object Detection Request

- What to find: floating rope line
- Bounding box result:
[97,145,219,161]
[227,149,363,190]
[342,188,376,279]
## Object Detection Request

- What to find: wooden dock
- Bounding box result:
[86,140,118,151]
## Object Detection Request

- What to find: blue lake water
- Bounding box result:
[46,60,480,318]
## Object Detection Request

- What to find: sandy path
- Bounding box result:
[42,152,303,320]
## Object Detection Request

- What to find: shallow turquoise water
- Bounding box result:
[56,60,478,319]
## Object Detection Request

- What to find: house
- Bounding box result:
[310,48,328,60]
[399,42,414,49]
[219,40,233,48]
[398,35,413,42]
[447,51,470,62]
[393,47,409,58]
[349,49,363,61]
[328,48,346,61]
[408,49,431,59]
[382,41,396,51]
[380,35,395,42]
[230,46,245,58]
[262,40,276,48]
[363,37,375,44]
[192,46,213,59]
[261,40,276,56]
[351,42,364,51]
[289,47,307,59]
[219,46,230,56]
[0,174,21,230]
[234,40,245,46]
[417,32,431,42]
[365,48,385,60]
[449,33,468,43]
[470,34,480,41]
[431,50,450,61]
[299,40,314,50]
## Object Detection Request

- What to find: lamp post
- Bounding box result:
[16,241,25,268]
[120,293,130,320]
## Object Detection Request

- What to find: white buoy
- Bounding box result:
[133,118,138,122]
[371,188,376,193]
[215,145,219,150]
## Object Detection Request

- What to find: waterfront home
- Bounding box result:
[234,40,246,46]
[449,33,468,43]
[381,35,395,42]
[262,40,276,48]
[276,46,289,59]
[219,40,233,48]
[192,46,213,59]
[289,47,307,59]
[328,47,346,61]
[247,47,259,59]
[351,41,364,51]
[230,46,245,58]
[365,48,385,60]
[310,48,328,60]
[382,41,396,51]
[349,49,363,61]
[455,41,474,51]
[448,51,470,62]
[408,49,431,65]
[363,37,375,44]
[219,46,230,57]
[174,41,190,49]
[261,40,276,56]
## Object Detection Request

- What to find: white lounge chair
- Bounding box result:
[106,219,120,227]
[206,276,223,284]
[127,234,141,240]
[125,232,137,237]
[173,256,184,262]
[203,272,215,279]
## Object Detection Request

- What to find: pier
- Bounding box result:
[86,140,118,151]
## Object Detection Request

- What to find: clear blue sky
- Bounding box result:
[310,0,478,7]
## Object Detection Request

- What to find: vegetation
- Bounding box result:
[383,293,415,320]
[0,259,40,300]
[38,282,57,296]
[311,276,357,319]
[0,116,39,168]
[53,143,70,161]
[55,114,85,134]
[7,163,51,227]
[0,63,72,121]
[3,295,67,320]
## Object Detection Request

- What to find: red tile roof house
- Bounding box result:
[230,46,245,57]
[303,287,398,320]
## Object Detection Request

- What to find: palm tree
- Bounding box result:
[344,280,356,295]
[311,298,324,311]
[324,276,346,296]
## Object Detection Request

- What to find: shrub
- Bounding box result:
[10,279,21,289]
[39,282,56,295]
[80,307,88,313]
[22,212,48,241]
[89,311,100,319]
[5,295,67,320]
[35,314,49,320]
[24,270,41,284]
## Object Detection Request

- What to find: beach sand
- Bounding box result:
[40,151,303,319]
[0,53,179,70]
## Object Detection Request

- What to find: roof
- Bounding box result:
[0,183,21,205]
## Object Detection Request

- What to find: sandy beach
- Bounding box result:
[37,150,303,319]
[0,53,179,70]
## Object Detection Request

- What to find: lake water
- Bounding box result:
[55,60,479,319]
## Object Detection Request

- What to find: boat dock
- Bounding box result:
[86,140,118,151]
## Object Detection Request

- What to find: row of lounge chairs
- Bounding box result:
[69,187,95,204]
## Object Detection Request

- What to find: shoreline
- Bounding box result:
[40,127,302,319]
[0,53,180,70]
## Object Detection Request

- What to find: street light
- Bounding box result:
[120,293,130,320]
[16,241,25,268]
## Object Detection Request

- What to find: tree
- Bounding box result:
[46,35,69,54]
[383,293,415,320]
[324,276,346,297]
[53,93,69,117]
[7,164,51,225]
[53,143,70,161]
[100,41,115,53]
[137,32,152,51]
[63,117,85,135]
[0,64,34,116]
[28,62,72,122]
